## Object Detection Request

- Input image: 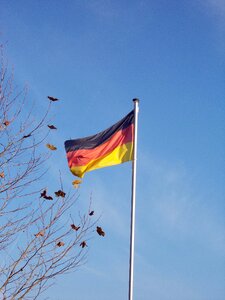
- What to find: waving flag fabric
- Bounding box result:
[64,110,134,178]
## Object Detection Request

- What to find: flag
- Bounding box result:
[64,110,134,178]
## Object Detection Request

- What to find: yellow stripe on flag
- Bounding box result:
[70,142,133,178]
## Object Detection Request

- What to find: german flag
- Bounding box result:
[64,110,134,178]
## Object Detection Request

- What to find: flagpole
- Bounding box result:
[128,98,139,300]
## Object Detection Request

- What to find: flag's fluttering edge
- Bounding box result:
[64,110,134,178]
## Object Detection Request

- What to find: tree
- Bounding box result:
[0,49,95,299]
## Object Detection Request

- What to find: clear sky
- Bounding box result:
[1,1,225,299]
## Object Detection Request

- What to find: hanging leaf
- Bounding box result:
[80,241,87,248]
[3,120,10,126]
[46,143,57,150]
[71,224,80,231]
[55,190,66,198]
[48,96,59,102]
[96,226,105,237]
[48,124,57,130]
[56,241,65,247]
[23,133,31,138]
[0,172,4,178]
[35,230,44,237]
[40,189,53,200]
[72,179,82,188]
[89,210,94,216]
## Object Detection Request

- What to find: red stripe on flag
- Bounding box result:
[67,124,133,167]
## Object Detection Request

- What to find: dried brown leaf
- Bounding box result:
[72,179,82,188]
[71,224,80,231]
[80,241,87,248]
[23,133,31,138]
[40,189,53,200]
[35,230,45,237]
[48,96,59,102]
[48,124,57,130]
[46,143,57,150]
[3,120,10,126]
[56,241,65,247]
[96,226,105,237]
[55,190,66,198]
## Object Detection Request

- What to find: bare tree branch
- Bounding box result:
[0,47,99,299]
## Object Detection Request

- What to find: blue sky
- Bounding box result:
[1,0,225,299]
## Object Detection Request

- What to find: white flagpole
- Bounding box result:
[128,98,139,300]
